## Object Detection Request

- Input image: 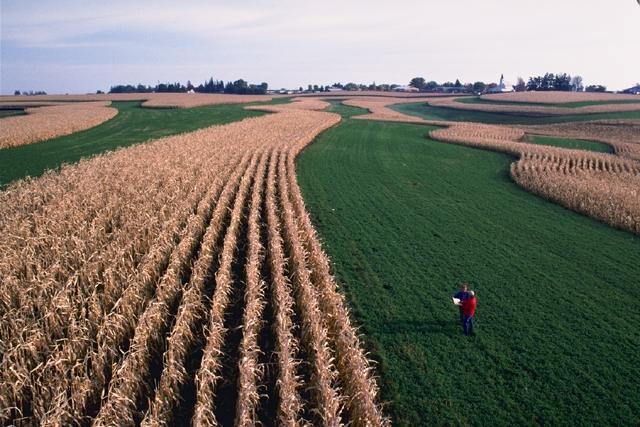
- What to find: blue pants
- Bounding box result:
[463,315,474,336]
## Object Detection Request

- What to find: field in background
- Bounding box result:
[296,111,640,425]
[457,96,640,108]
[392,101,640,125]
[0,101,268,186]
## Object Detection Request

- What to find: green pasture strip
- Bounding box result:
[457,96,640,108]
[525,135,613,153]
[0,109,26,118]
[393,101,640,125]
[325,99,370,118]
[0,100,279,187]
[296,117,640,425]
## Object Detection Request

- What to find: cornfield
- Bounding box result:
[0,99,388,426]
[481,91,640,104]
[0,93,276,109]
[516,120,640,161]
[0,102,117,148]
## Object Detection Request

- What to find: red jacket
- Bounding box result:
[461,296,477,317]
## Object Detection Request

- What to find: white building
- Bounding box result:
[393,85,420,92]
[486,74,513,93]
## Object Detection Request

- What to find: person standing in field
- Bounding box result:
[453,283,470,324]
[461,290,477,336]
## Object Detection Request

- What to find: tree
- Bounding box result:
[525,73,573,91]
[472,81,486,93]
[454,79,462,87]
[585,84,607,92]
[14,90,20,95]
[513,77,526,92]
[570,75,584,92]
[424,81,438,91]
[344,82,358,91]
[526,76,540,91]
[409,77,426,90]
[541,73,555,90]
[553,73,572,91]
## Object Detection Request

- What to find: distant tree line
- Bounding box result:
[108,78,268,95]
[13,90,47,96]
[404,73,605,94]
[525,73,584,91]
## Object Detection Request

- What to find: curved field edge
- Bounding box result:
[525,135,613,153]
[295,117,640,425]
[0,102,118,149]
[391,101,640,125]
[0,109,27,118]
[0,99,288,187]
[456,96,640,108]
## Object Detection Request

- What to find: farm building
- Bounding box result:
[392,85,420,92]
[486,74,513,93]
[622,84,640,94]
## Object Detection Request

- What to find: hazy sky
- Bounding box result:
[1,0,639,94]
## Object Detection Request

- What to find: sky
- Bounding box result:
[1,0,639,94]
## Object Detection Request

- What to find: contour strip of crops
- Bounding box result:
[34,171,219,423]
[285,152,389,426]
[0,103,393,425]
[0,102,118,149]
[429,123,640,235]
[191,149,266,426]
[140,153,255,426]
[234,148,270,426]
[341,96,640,236]
[0,143,239,424]
[41,155,246,426]
[264,149,304,426]
[92,152,257,426]
[276,150,343,426]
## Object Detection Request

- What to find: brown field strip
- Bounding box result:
[0,98,388,425]
[0,101,118,148]
[0,93,276,108]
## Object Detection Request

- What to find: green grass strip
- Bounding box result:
[296,117,640,426]
[526,135,613,153]
[0,109,26,118]
[324,99,370,118]
[392,101,640,125]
